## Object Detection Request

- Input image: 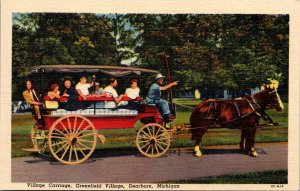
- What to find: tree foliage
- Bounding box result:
[12,13,288,100]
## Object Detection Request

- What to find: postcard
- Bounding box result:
[0,0,299,190]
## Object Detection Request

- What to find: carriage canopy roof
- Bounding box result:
[28,65,159,77]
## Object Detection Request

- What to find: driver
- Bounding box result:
[146,73,178,121]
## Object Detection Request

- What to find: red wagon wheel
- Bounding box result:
[48,115,97,165]
[31,123,48,154]
[136,123,171,158]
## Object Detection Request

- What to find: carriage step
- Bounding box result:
[22,148,40,152]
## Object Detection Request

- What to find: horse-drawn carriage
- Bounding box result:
[24,65,284,165]
[26,65,176,165]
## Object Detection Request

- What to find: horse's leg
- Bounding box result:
[239,128,246,152]
[193,128,207,157]
[250,126,258,157]
[245,127,258,157]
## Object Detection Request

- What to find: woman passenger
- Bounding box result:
[125,79,140,99]
[60,79,80,110]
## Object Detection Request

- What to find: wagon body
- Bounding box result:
[42,105,162,130]
[27,65,176,164]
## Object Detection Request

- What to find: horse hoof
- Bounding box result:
[194,151,202,157]
[250,150,258,157]
[247,150,258,157]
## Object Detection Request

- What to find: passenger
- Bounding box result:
[93,82,106,108]
[94,82,105,95]
[76,75,95,100]
[125,79,140,99]
[47,83,60,100]
[146,73,178,121]
[103,78,126,108]
[23,80,44,127]
[119,79,140,108]
[60,79,79,110]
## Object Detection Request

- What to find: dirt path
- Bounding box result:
[12,142,287,183]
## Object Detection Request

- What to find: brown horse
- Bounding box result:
[190,86,284,157]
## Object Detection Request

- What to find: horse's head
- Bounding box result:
[256,86,284,112]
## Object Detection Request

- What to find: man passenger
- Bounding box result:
[76,75,95,100]
[103,78,126,108]
[23,80,44,127]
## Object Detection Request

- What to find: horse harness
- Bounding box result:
[199,96,262,128]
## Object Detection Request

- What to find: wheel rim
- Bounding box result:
[31,124,48,153]
[48,115,97,165]
[136,123,171,158]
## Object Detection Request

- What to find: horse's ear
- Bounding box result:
[262,84,269,90]
[263,85,272,92]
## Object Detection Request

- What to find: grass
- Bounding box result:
[166,170,288,184]
[11,98,288,158]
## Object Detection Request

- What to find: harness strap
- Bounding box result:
[206,99,219,123]
[233,101,241,118]
[244,97,261,116]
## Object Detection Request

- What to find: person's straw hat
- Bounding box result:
[155,73,165,80]
[95,82,100,86]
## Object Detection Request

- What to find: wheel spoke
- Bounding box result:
[60,144,70,160]
[51,135,68,140]
[156,141,165,151]
[138,140,150,143]
[60,122,70,134]
[54,142,69,154]
[74,119,85,134]
[145,144,151,153]
[51,132,65,136]
[154,144,160,154]
[77,141,92,151]
[76,125,91,136]
[140,142,150,150]
[53,128,67,137]
[141,130,151,138]
[145,127,152,138]
[157,140,168,146]
[51,140,68,147]
[69,144,73,162]
[73,145,79,161]
[152,126,155,137]
[67,117,72,133]
[138,135,150,140]
[72,116,78,133]
[75,143,86,156]
[151,145,154,155]
[77,132,95,139]
[155,127,162,137]
[156,136,169,141]
[156,132,168,139]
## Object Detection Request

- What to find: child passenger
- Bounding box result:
[47,83,60,100]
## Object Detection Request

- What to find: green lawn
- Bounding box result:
[167,170,288,184]
[11,98,288,158]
